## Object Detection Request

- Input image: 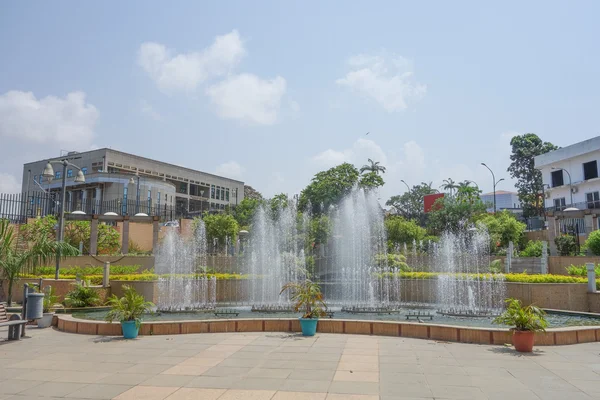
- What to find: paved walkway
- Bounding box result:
[1,327,600,399]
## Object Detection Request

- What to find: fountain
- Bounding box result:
[433,226,506,316]
[155,220,217,311]
[247,198,309,306]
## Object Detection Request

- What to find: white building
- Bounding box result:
[479,190,521,212]
[535,136,600,211]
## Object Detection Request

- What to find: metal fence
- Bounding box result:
[0,192,180,223]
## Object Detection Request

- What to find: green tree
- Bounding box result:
[269,193,289,217]
[308,215,332,246]
[385,216,427,248]
[476,211,526,251]
[455,181,482,204]
[508,133,559,217]
[359,171,385,189]
[299,163,360,214]
[426,196,487,234]
[386,182,437,226]
[244,185,263,201]
[233,198,262,229]
[585,230,600,255]
[359,158,386,175]
[0,219,79,305]
[440,178,457,196]
[203,214,239,251]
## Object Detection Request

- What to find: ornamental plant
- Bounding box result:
[64,280,101,308]
[280,275,327,319]
[493,298,548,332]
[105,285,154,328]
[585,230,600,255]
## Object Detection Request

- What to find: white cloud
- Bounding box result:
[138,30,246,92]
[0,90,98,149]
[0,173,21,194]
[312,138,388,169]
[140,100,163,121]
[215,161,244,180]
[336,53,426,112]
[206,74,286,125]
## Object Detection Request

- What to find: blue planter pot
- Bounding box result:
[121,320,139,339]
[299,318,318,336]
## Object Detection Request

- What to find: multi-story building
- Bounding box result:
[479,190,521,213]
[21,148,244,218]
[535,136,600,211]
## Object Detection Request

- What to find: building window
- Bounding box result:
[216,186,221,200]
[220,188,225,201]
[211,185,215,199]
[583,161,598,180]
[33,175,37,184]
[551,170,564,187]
[226,188,230,202]
[81,167,88,175]
[123,187,128,215]
[67,169,73,178]
[158,191,161,208]
[553,197,566,211]
[147,189,152,212]
[55,171,61,179]
[586,192,600,209]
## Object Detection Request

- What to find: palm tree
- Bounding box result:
[440,178,457,196]
[360,159,386,175]
[456,181,481,204]
[0,219,79,305]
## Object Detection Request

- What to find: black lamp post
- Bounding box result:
[42,160,86,279]
[481,163,505,213]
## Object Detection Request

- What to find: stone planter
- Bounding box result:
[37,313,54,328]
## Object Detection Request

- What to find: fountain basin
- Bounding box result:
[57,312,600,346]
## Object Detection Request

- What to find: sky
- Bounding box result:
[1,1,599,203]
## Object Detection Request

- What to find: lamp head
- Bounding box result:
[74,170,86,183]
[42,162,54,179]
[129,177,135,185]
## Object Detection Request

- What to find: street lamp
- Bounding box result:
[551,167,573,206]
[42,160,85,279]
[480,163,505,213]
[129,175,141,214]
[400,180,410,192]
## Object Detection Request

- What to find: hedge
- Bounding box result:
[32,265,141,276]
[383,271,591,285]
[20,272,250,284]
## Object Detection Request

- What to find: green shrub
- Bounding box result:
[585,230,600,255]
[64,280,102,307]
[374,253,411,272]
[566,264,600,277]
[489,259,504,274]
[33,265,140,276]
[555,235,577,256]
[519,240,545,257]
[493,298,547,332]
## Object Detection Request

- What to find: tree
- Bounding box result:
[0,219,79,305]
[508,133,558,217]
[476,211,526,252]
[203,214,239,251]
[385,182,437,226]
[359,171,385,189]
[385,216,427,249]
[585,230,600,255]
[244,185,263,201]
[63,221,121,255]
[440,178,457,196]
[360,158,386,175]
[308,215,332,246]
[426,195,487,234]
[455,181,482,204]
[299,163,360,214]
[232,197,262,229]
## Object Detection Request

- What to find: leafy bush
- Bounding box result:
[23,272,251,283]
[489,259,504,274]
[381,271,591,284]
[43,286,61,313]
[33,265,141,276]
[585,230,600,255]
[477,211,526,251]
[519,240,545,257]
[555,235,577,256]
[566,264,600,277]
[105,285,154,327]
[385,216,427,248]
[493,298,547,332]
[64,280,102,307]
[374,253,411,271]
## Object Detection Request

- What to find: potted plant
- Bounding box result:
[37,286,62,328]
[493,298,548,352]
[105,285,154,339]
[280,277,327,336]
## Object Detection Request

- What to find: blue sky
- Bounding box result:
[1,1,599,202]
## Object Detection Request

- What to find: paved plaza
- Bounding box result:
[1,327,600,399]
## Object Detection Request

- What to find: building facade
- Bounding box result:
[479,190,521,213]
[535,136,600,211]
[21,148,244,218]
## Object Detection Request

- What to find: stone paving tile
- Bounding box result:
[219,357,266,368]
[337,362,378,372]
[333,370,378,383]
[53,371,113,383]
[19,382,87,397]
[429,384,487,399]
[231,377,285,391]
[379,372,427,385]
[203,366,252,377]
[326,395,379,400]
[0,380,43,395]
[248,367,293,379]
[379,382,432,398]
[484,389,540,400]
[218,389,277,400]
[114,385,179,400]
[98,373,155,385]
[139,374,196,387]
[66,383,133,399]
[184,376,238,389]
[531,390,594,400]
[327,381,378,395]
[164,388,227,400]
[11,369,65,381]
[120,363,172,375]
[287,369,335,381]
[279,379,330,393]
[271,391,327,400]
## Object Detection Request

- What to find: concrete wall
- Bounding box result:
[548,256,600,275]
[588,293,600,313]
[57,255,154,270]
[116,222,154,251]
[110,280,159,304]
[1,278,109,304]
[525,231,548,242]
[506,282,589,311]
